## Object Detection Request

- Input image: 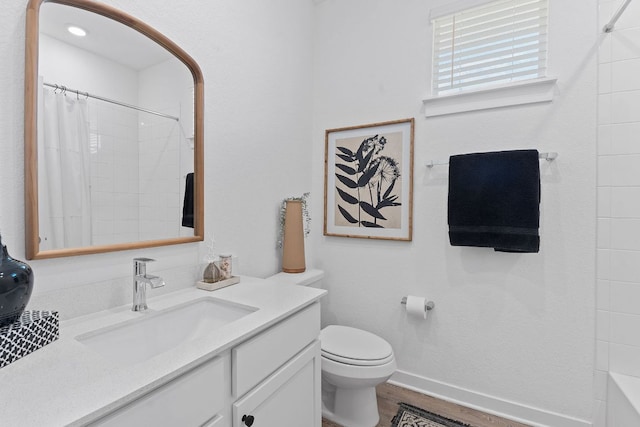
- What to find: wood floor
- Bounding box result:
[322,382,532,427]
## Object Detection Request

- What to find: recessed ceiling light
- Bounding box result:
[67,25,87,37]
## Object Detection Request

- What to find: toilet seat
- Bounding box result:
[320,325,393,366]
[322,350,395,366]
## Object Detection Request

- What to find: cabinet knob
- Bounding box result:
[242,414,255,426]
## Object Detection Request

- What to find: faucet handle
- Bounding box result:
[134,257,155,263]
[148,276,165,289]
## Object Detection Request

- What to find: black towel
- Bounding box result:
[182,172,194,228]
[447,149,540,253]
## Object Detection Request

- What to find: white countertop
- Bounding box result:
[0,276,326,427]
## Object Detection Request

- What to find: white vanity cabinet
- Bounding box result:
[88,302,321,427]
[233,340,321,427]
[232,302,322,427]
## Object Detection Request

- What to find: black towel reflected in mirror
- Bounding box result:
[182,172,194,228]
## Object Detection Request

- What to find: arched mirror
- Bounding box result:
[24,0,204,259]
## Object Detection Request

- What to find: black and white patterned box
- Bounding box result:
[0,310,59,369]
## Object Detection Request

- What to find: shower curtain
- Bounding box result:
[38,82,92,250]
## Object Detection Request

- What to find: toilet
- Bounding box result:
[265,270,396,427]
[320,324,396,427]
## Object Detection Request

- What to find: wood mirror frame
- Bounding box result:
[24,0,204,260]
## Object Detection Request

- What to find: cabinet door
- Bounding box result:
[233,340,321,427]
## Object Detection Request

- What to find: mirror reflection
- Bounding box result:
[36,2,196,251]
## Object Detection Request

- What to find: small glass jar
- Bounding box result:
[217,254,232,280]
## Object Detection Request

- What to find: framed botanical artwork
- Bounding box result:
[324,118,414,241]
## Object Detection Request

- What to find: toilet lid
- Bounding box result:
[320,325,393,366]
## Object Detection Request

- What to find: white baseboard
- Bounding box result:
[389,370,591,427]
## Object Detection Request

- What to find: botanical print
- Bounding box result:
[333,132,403,229]
[324,118,413,241]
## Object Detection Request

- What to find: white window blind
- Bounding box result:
[432,0,548,96]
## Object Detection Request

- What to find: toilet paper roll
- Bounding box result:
[405,295,427,319]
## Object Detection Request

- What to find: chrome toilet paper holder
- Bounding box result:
[401,296,435,311]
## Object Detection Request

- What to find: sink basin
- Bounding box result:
[76,297,257,366]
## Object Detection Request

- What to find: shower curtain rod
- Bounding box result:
[43,82,180,121]
[603,0,632,33]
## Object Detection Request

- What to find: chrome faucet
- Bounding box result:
[132,258,165,312]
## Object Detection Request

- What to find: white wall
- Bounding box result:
[311,0,597,425]
[0,0,313,318]
[38,34,138,105]
[596,0,640,425]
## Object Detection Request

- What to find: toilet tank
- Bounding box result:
[265,269,324,287]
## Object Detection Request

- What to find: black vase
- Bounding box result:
[0,235,34,328]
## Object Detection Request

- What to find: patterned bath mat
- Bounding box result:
[391,403,472,427]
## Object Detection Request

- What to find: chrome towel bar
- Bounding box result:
[426,151,558,168]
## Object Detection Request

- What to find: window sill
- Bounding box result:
[422,77,557,118]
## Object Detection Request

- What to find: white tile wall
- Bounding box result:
[598,124,612,154]
[597,0,640,424]
[597,310,611,341]
[611,59,640,92]
[609,250,640,282]
[611,122,640,153]
[610,219,640,249]
[597,249,612,280]
[597,279,611,310]
[610,187,640,217]
[137,112,183,242]
[610,343,640,377]
[597,218,611,248]
[611,28,640,60]
[597,187,612,216]
[610,281,640,314]
[611,91,640,122]
[598,93,613,124]
[86,84,188,245]
[596,339,610,371]
[89,101,140,246]
[610,313,640,346]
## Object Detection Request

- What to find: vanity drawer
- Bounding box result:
[91,353,230,427]
[232,302,320,397]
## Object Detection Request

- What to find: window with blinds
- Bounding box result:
[432,0,548,96]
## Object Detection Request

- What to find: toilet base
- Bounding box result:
[321,380,380,427]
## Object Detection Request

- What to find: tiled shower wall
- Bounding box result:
[137,58,194,242]
[138,111,183,242]
[89,102,185,245]
[89,100,140,246]
[597,0,640,424]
